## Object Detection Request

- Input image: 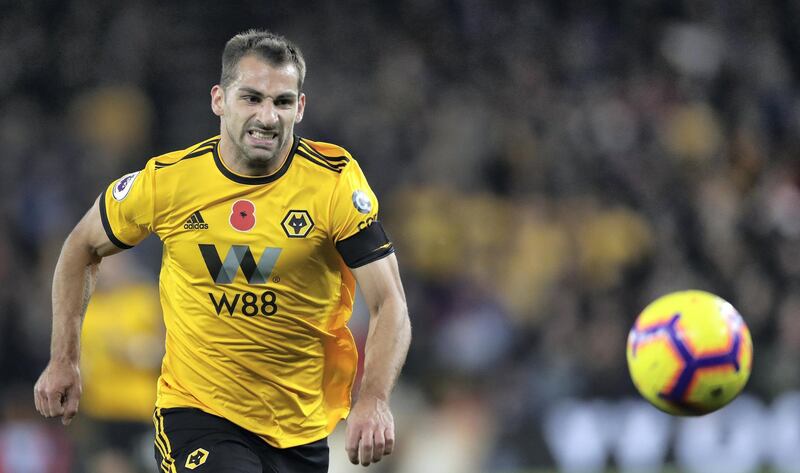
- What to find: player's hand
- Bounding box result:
[33,360,82,426]
[345,394,395,466]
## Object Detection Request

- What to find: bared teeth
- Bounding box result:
[250,130,276,140]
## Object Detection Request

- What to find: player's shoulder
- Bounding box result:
[145,136,220,171]
[295,136,356,174]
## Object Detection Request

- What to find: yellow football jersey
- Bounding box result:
[100,136,394,448]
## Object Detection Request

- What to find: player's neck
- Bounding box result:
[218,137,290,177]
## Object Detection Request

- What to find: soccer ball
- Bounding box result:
[626,290,753,416]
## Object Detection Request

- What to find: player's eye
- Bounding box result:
[275,98,294,108]
[242,95,261,104]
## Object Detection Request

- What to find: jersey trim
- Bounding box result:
[213,136,299,185]
[98,190,133,249]
[335,221,394,268]
[296,139,349,173]
[155,138,220,170]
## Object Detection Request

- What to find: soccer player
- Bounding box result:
[33,29,411,472]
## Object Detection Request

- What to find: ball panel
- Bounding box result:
[627,336,685,412]
[684,364,746,413]
[675,305,736,357]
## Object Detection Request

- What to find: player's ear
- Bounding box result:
[211,85,224,117]
[295,93,306,124]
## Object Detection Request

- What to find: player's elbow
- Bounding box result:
[373,293,409,332]
[381,292,407,319]
[393,298,411,343]
[63,223,104,266]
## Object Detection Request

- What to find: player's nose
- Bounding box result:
[257,102,279,126]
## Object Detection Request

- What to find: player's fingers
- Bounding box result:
[344,424,361,464]
[42,391,54,418]
[383,426,395,455]
[33,384,43,416]
[40,389,54,417]
[359,428,375,466]
[61,386,80,426]
[44,390,65,419]
[372,428,385,463]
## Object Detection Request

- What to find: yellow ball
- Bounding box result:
[626,290,753,416]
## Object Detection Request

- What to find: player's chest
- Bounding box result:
[156,185,331,272]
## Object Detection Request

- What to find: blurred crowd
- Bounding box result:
[2,0,800,472]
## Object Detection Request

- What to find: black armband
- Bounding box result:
[335,221,395,268]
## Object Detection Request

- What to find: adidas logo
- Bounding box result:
[184,211,209,230]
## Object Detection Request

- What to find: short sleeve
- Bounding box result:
[99,165,155,249]
[330,161,394,268]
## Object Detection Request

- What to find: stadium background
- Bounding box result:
[2,1,800,472]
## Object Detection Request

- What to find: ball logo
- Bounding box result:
[112,171,140,201]
[352,190,372,214]
[230,200,256,232]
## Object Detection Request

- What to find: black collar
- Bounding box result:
[213,135,299,185]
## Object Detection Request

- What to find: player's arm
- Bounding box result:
[33,197,123,425]
[345,253,411,466]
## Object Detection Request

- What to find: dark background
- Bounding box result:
[2,1,800,472]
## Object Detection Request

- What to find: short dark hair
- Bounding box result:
[220,29,306,91]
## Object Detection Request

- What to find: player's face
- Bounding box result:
[212,55,305,170]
